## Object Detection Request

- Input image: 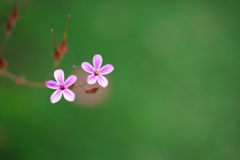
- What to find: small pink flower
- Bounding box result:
[81,54,114,87]
[46,69,77,103]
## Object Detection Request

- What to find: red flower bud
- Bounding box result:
[53,50,62,61]
[5,22,12,31]
[0,56,7,70]
[85,87,99,94]
[11,0,18,22]
[5,12,13,32]
[59,15,70,54]
[51,29,62,61]
[59,39,67,54]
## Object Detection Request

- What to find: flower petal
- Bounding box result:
[99,64,114,75]
[93,54,102,70]
[54,69,65,85]
[64,75,77,88]
[81,62,94,73]
[50,89,63,104]
[98,75,108,88]
[63,89,75,102]
[46,80,59,89]
[87,74,97,84]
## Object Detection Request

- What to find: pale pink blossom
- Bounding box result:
[46,69,77,103]
[81,54,114,87]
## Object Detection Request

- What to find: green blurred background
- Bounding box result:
[0,0,240,159]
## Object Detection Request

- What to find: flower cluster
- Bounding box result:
[0,1,114,104]
[46,55,114,103]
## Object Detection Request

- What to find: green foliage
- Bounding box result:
[0,0,240,160]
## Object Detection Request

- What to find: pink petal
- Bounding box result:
[54,69,65,85]
[98,75,108,88]
[87,74,97,84]
[99,64,114,75]
[50,89,63,104]
[63,89,75,102]
[93,54,102,70]
[46,80,59,89]
[81,62,94,73]
[64,75,77,88]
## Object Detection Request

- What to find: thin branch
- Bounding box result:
[1,70,87,90]
[0,36,10,56]
[46,60,60,80]
[21,80,46,88]
[72,82,87,89]
[2,70,46,88]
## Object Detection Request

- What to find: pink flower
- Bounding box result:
[81,54,114,87]
[46,69,77,103]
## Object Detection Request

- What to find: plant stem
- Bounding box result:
[72,82,87,89]
[21,80,46,88]
[47,60,60,80]
[1,70,86,89]
[2,70,46,88]
[0,35,10,56]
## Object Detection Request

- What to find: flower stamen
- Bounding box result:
[59,85,65,90]
[94,69,99,76]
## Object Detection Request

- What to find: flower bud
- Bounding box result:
[0,56,7,70]
[5,12,13,33]
[59,15,70,54]
[85,87,99,94]
[59,40,67,54]
[51,29,62,61]
[11,0,18,22]
[53,50,61,61]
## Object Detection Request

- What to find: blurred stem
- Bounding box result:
[73,65,77,75]
[47,60,60,80]
[1,70,87,89]
[72,82,87,89]
[20,80,46,88]
[0,35,10,56]
[2,70,46,88]
[0,23,2,39]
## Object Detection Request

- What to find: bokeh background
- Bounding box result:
[0,0,240,159]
